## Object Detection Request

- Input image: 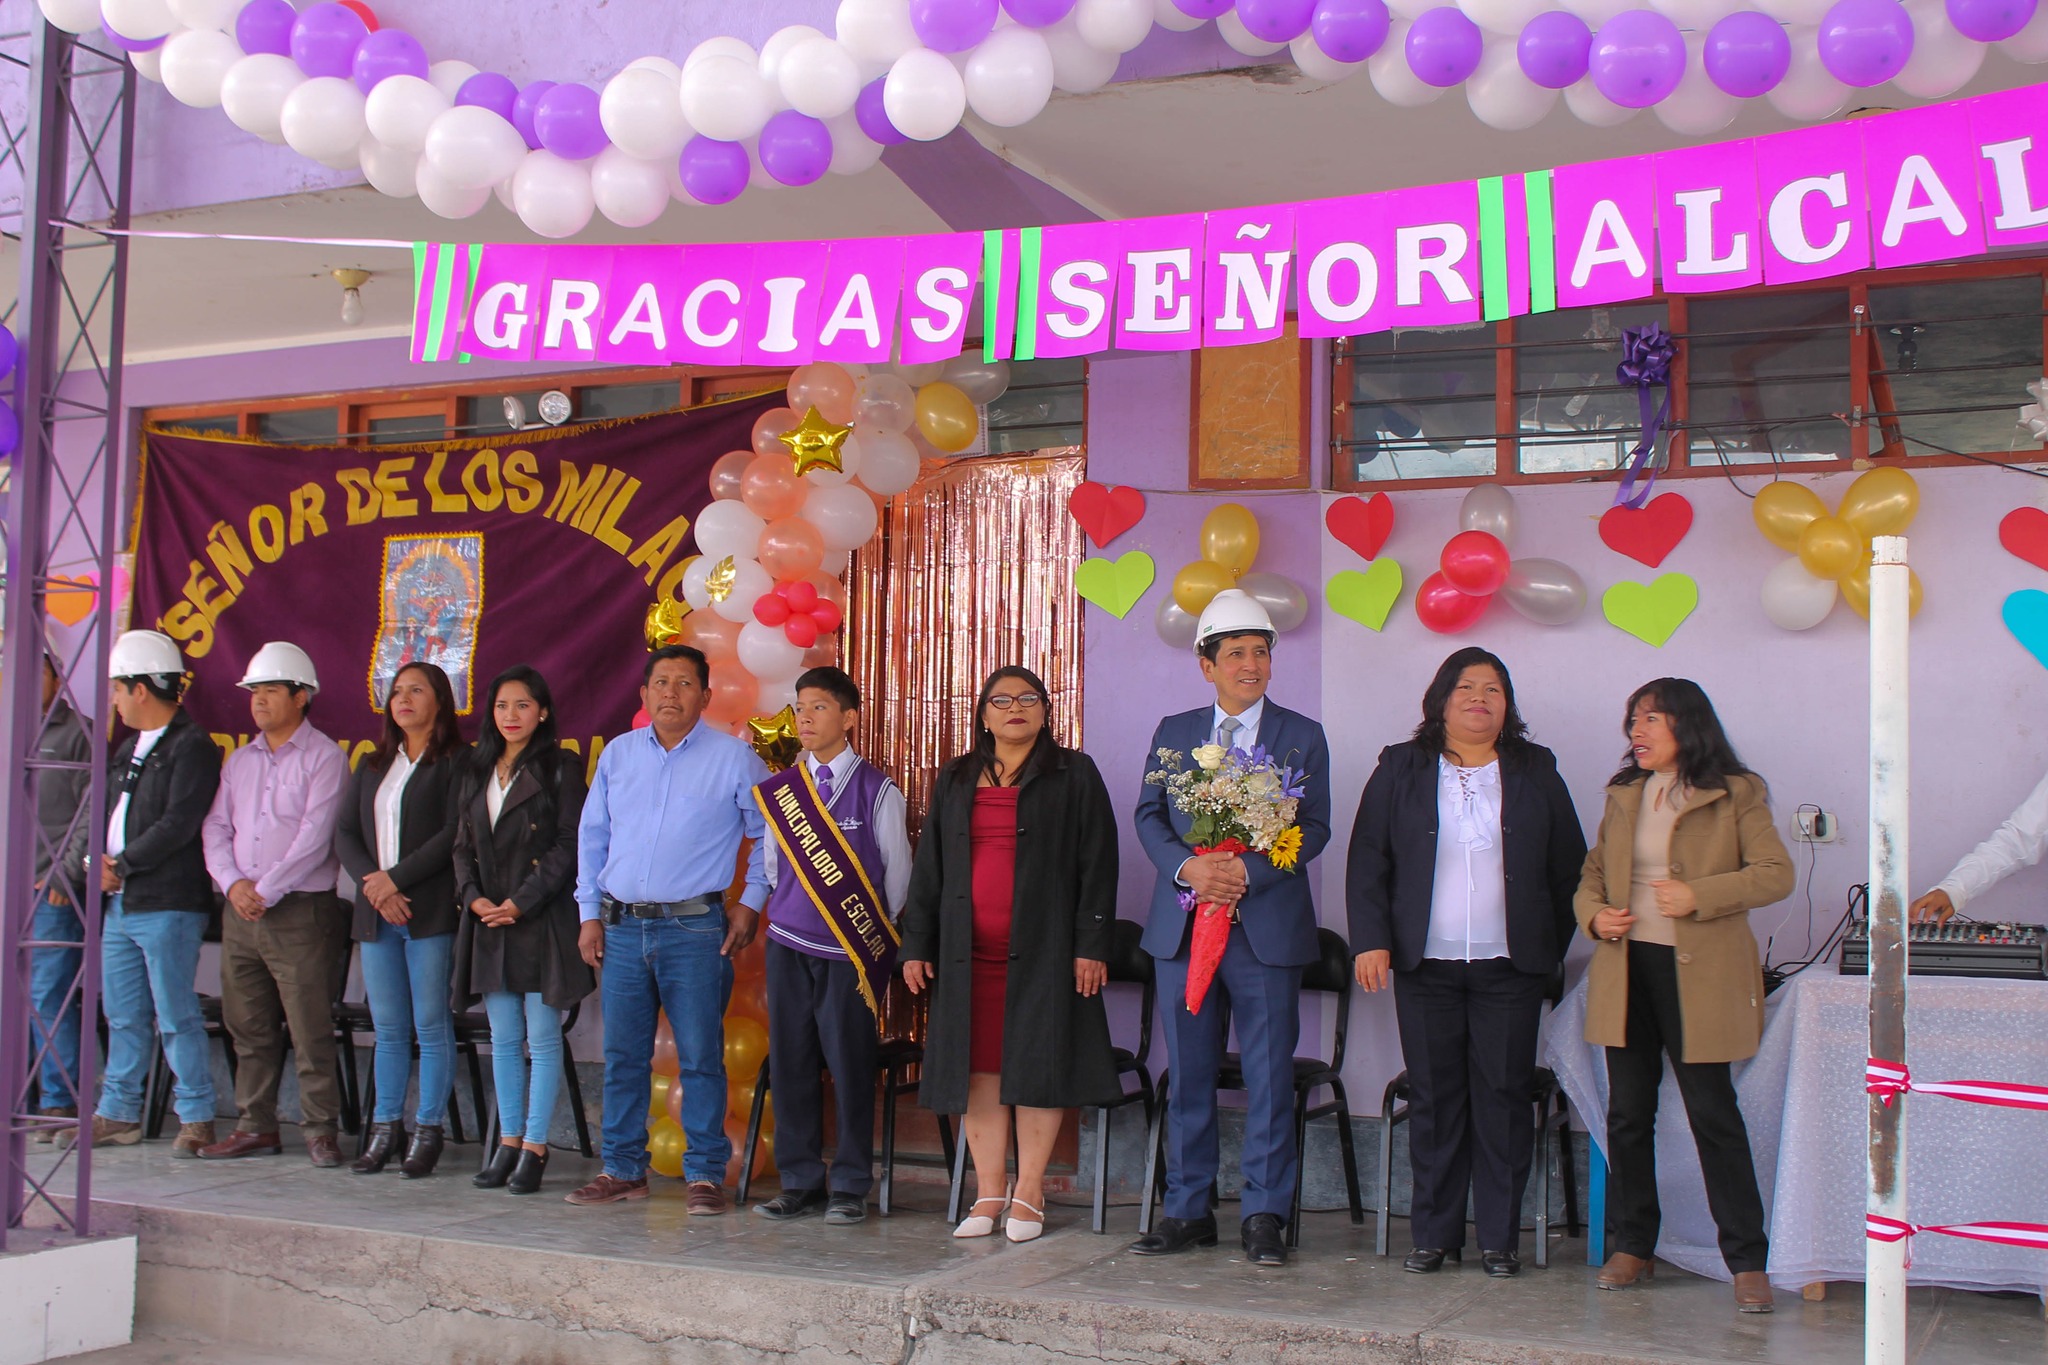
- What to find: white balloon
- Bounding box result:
[854,431,921,493]
[422,104,527,190]
[894,360,948,385]
[756,677,800,714]
[1218,10,1288,54]
[884,48,968,140]
[428,60,479,100]
[964,27,1056,126]
[1760,556,1838,630]
[1458,482,1518,547]
[590,145,671,226]
[599,67,691,160]
[714,561,777,626]
[1153,0,1208,31]
[1458,0,1551,34]
[494,174,518,211]
[364,74,448,151]
[1647,0,1727,31]
[1557,0,1632,22]
[624,55,685,81]
[804,483,882,550]
[2004,0,2048,59]
[131,40,172,82]
[159,27,241,107]
[1044,15,1122,89]
[415,159,492,218]
[820,548,853,574]
[1563,74,1638,125]
[1369,23,1446,105]
[1466,39,1556,128]
[166,0,237,29]
[1654,34,1738,135]
[1766,27,1847,120]
[760,24,827,88]
[1893,0,1984,97]
[685,36,759,70]
[1758,0,1832,24]
[737,619,807,680]
[101,0,176,41]
[941,356,1011,403]
[695,500,768,561]
[1075,0,1155,52]
[220,53,305,144]
[682,54,776,141]
[1387,0,1436,20]
[1155,593,1200,649]
[838,0,922,72]
[1291,32,1367,80]
[280,76,367,163]
[856,373,918,432]
[825,110,886,173]
[359,136,419,197]
[37,0,101,32]
[781,35,864,117]
[512,150,596,239]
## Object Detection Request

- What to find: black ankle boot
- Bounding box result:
[473,1142,521,1189]
[351,1122,405,1175]
[400,1123,444,1179]
[506,1146,549,1195]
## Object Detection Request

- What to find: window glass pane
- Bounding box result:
[1685,290,1852,465]
[462,390,548,434]
[1864,275,2045,458]
[164,415,238,437]
[1340,326,1497,483]
[579,381,682,421]
[987,357,1085,454]
[366,414,447,445]
[255,408,339,444]
[1513,303,1669,475]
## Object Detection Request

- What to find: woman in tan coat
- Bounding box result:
[1574,678,1792,1314]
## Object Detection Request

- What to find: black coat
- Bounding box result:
[336,748,464,942]
[1345,739,1587,976]
[450,752,594,1012]
[109,709,222,913]
[899,746,1120,1114]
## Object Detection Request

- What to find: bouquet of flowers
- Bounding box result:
[1147,741,1308,1013]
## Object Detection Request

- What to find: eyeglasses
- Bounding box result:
[986,693,1043,711]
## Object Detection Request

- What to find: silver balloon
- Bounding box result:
[1237,571,1309,632]
[939,356,1011,405]
[1155,592,1199,650]
[1459,483,1518,550]
[1500,558,1586,625]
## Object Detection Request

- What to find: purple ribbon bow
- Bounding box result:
[1612,324,1677,510]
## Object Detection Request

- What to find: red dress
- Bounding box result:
[968,785,1021,1075]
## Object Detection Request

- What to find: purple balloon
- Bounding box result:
[1948,0,2038,41]
[758,110,834,187]
[1001,0,1077,24]
[1817,0,1914,86]
[1517,10,1591,88]
[0,402,18,460]
[1175,0,1235,16]
[103,28,167,52]
[1589,10,1686,108]
[1313,0,1391,61]
[535,83,608,160]
[290,2,370,80]
[854,78,909,146]
[1405,7,1484,87]
[0,328,18,381]
[909,0,998,53]
[351,28,428,93]
[1240,0,1317,42]
[679,136,751,205]
[455,72,518,121]
[511,81,556,151]
[1703,11,1789,97]
[235,0,296,57]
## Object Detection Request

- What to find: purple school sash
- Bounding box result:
[753,763,900,1018]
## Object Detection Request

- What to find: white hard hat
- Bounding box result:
[239,641,320,693]
[1193,588,1274,653]
[108,630,184,681]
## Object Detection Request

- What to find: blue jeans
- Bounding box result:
[99,896,214,1124]
[30,890,84,1109]
[357,919,454,1126]
[484,990,564,1146]
[600,912,732,1183]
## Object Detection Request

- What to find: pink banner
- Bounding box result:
[670,242,754,366]
[533,247,614,364]
[741,241,831,365]
[1116,214,1205,352]
[458,243,548,361]
[1293,193,1384,340]
[1971,84,2048,249]
[1755,123,1869,285]
[595,246,682,367]
[1382,182,1480,328]
[897,232,981,365]
[1035,222,1120,359]
[1864,104,1985,270]
[1203,205,1295,347]
[1554,157,1655,309]
[814,238,905,364]
[1656,141,1762,293]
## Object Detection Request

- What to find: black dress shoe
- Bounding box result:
[754,1189,828,1219]
[1241,1213,1288,1266]
[1481,1250,1520,1278]
[825,1194,867,1225]
[506,1146,549,1195]
[1404,1247,1462,1273]
[399,1123,444,1179]
[474,1143,521,1189]
[1128,1214,1218,1256]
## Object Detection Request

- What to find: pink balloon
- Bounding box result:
[783,614,820,649]
[800,637,838,668]
[753,592,793,626]
[786,363,858,426]
[805,570,848,613]
[1439,530,1511,596]
[740,452,806,521]
[757,516,825,580]
[783,579,820,612]
[1415,570,1493,633]
[678,609,741,662]
[705,668,759,727]
[752,407,800,458]
[708,449,753,501]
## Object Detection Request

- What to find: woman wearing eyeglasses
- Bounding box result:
[899,665,1120,1243]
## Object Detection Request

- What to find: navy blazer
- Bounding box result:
[1133,701,1333,969]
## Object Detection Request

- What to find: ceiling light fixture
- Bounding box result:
[332,267,370,326]
[537,390,573,426]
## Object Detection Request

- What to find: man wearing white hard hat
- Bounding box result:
[1130,589,1332,1267]
[199,643,353,1166]
[86,630,222,1155]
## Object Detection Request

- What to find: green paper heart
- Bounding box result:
[1602,572,1699,647]
[1074,550,1155,619]
[1326,561,1403,632]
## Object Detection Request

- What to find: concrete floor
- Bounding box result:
[32,1129,2048,1364]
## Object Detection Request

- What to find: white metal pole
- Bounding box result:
[1867,534,1910,1365]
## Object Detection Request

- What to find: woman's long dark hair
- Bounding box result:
[472,664,561,789]
[370,661,465,770]
[1607,677,1755,792]
[946,664,1061,788]
[1412,646,1530,758]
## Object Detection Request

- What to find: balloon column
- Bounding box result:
[1753,467,1923,628]
[0,328,20,461]
[1157,503,1310,647]
[1415,483,1588,631]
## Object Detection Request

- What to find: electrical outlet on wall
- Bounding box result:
[1793,809,1838,844]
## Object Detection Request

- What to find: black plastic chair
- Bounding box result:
[1089,919,1156,1233]
[343,991,487,1153]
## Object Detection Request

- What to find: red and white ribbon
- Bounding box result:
[1865,1057,2048,1112]
[1868,1212,2048,1267]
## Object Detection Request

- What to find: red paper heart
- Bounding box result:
[1067,482,1146,548]
[1598,493,1694,569]
[2002,507,2048,573]
[1326,493,1395,560]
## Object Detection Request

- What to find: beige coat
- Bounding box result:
[1573,773,1794,1064]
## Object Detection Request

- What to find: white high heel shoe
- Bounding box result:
[1004,1197,1044,1243]
[953,1195,1008,1239]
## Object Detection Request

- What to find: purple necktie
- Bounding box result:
[815,762,834,806]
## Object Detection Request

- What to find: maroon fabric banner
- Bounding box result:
[132,393,778,757]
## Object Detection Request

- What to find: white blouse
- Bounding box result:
[485,767,513,827]
[1424,757,1510,962]
[374,750,416,869]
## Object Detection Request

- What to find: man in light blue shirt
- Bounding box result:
[565,644,769,1213]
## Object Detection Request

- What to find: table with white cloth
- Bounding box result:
[1540,969,2048,1297]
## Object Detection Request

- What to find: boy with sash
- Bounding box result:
[750,667,912,1225]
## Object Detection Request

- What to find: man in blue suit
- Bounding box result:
[1129,589,1332,1266]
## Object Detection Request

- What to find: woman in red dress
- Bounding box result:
[901,666,1121,1243]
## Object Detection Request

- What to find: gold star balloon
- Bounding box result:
[643,596,691,650]
[705,555,739,603]
[746,706,802,771]
[777,405,853,477]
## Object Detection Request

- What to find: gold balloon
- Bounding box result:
[649,1074,673,1119]
[644,595,692,650]
[646,1117,687,1178]
[1840,563,1924,620]
[1171,559,1236,616]
[777,405,853,477]
[1199,504,1260,576]
[1753,481,1829,552]
[705,555,738,604]
[1797,516,1865,581]
[745,706,802,771]
[914,381,979,454]
[1838,466,1921,539]
[724,1015,769,1081]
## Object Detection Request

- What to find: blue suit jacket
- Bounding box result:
[1133,701,1333,968]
